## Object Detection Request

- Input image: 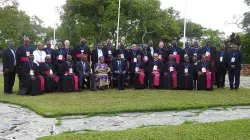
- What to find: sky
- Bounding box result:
[18,0,249,36]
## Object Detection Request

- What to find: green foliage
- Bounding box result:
[178,19,204,40]
[39,119,250,140]
[201,29,225,49]
[0,2,55,50]
[0,6,35,50]
[59,0,180,46]
[239,33,250,64]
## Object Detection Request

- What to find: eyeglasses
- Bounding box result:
[153,56,158,57]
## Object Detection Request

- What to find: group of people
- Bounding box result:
[2,37,243,95]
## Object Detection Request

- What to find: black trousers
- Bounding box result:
[78,73,96,90]
[115,73,126,90]
[4,70,16,93]
[16,66,23,86]
[216,68,226,87]
[228,68,241,89]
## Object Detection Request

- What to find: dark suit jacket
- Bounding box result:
[3,48,16,72]
[112,59,126,73]
[76,61,91,76]
[215,50,228,70]
[227,50,243,70]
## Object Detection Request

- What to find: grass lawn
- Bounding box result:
[1,75,250,117]
[38,119,250,140]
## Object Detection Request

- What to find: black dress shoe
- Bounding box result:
[229,88,234,90]
[235,88,239,91]
[4,92,10,94]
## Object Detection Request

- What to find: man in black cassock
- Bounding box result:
[130,54,146,89]
[115,43,129,61]
[91,43,105,70]
[162,55,178,90]
[147,40,155,57]
[141,45,152,62]
[191,55,199,89]
[190,41,202,60]
[43,41,55,64]
[168,39,182,64]
[112,54,127,90]
[178,56,195,90]
[16,38,34,87]
[54,42,66,74]
[182,42,191,62]
[59,55,78,92]
[73,38,91,62]
[215,43,228,88]
[201,40,217,85]
[39,56,59,92]
[64,40,74,62]
[148,53,163,89]
[76,56,96,91]
[197,55,213,91]
[155,41,168,63]
[103,39,115,67]
[3,42,16,94]
[20,54,44,95]
[128,44,142,86]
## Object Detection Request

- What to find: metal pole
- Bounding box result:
[116,0,121,49]
[53,6,57,49]
[183,0,187,49]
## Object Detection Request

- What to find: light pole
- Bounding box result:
[183,0,187,49]
[53,6,58,49]
[116,0,121,49]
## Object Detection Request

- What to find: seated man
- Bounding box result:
[76,56,96,91]
[162,55,178,90]
[59,55,78,92]
[178,56,195,90]
[39,56,59,92]
[95,56,110,90]
[130,54,146,89]
[112,54,127,90]
[197,54,213,90]
[148,53,163,89]
[19,54,44,95]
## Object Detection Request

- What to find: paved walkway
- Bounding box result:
[1,103,250,140]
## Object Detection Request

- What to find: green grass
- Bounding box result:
[1,75,250,117]
[38,119,250,140]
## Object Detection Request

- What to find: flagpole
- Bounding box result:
[183,0,187,49]
[54,6,57,49]
[116,0,121,49]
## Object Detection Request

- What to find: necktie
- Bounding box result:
[118,61,121,72]
[10,49,16,66]
[82,62,85,72]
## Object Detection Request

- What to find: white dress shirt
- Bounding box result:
[98,49,103,59]
[33,50,46,65]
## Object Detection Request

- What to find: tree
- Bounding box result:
[178,19,204,41]
[200,29,225,49]
[0,6,36,49]
[59,0,180,46]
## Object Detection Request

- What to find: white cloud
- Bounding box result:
[18,0,249,36]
